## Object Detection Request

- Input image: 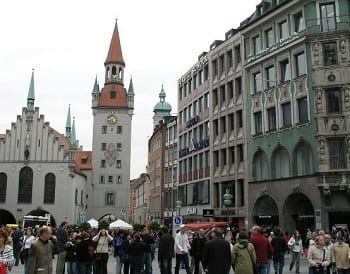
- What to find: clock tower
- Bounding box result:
[90,19,134,220]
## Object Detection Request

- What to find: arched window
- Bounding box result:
[271,146,290,178]
[0,173,7,203]
[253,150,269,181]
[81,190,84,205]
[75,189,78,205]
[112,66,117,78]
[18,167,33,203]
[44,173,56,204]
[118,67,122,79]
[294,142,313,176]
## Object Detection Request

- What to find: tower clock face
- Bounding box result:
[107,112,119,125]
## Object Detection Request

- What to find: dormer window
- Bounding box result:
[110,90,116,99]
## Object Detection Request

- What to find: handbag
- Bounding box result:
[0,262,6,274]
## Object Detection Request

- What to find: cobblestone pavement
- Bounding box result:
[11,252,311,273]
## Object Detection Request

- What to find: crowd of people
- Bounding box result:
[1,221,350,274]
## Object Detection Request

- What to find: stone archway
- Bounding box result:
[253,196,279,229]
[27,209,56,227]
[0,209,16,226]
[282,193,315,235]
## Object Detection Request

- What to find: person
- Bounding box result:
[288,230,303,274]
[128,233,147,274]
[140,225,154,274]
[75,232,93,274]
[0,229,15,273]
[92,228,113,274]
[308,236,330,274]
[191,229,206,274]
[22,228,36,274]
[65,232,78,274]
[250,226,274,274]
[202,228,231,274]
[324,234,333,274]
[113,230,124,274]
[174,224,191,274]
[267,231,274,274]
[28,226,58,274]
[271,229,288,274]
[232,231,256,274]
[157,226,174,274]
[119,232,131,274]
[56,222,69,274]
[331,236,350,274]
[12,226,23,266]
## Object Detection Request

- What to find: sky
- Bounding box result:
[0,0,258,179]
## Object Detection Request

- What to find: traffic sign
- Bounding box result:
[173,216,182,225]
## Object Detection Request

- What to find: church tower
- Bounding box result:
[90,20,134,220]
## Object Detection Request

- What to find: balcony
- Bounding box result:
[306,16,350,35]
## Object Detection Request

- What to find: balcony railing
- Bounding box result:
[306,15,350,34]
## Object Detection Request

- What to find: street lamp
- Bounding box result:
[223,188,233,219]
[175,200,182,216]
[142,205,148,224]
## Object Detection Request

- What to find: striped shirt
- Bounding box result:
[0,245,15,273]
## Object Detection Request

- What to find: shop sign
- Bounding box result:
[203,209,214,217]
[187,207,197,215]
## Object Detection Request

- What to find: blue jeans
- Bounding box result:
[267,259,273,274]
[143,252,152,274]
[23,257,29,274]
[273,252,285,274]
[76,262,92,274]
[67,261,77,274]
[160,258,172,274]
[256,263,268,274]
[175,254,191,274]
[337,270,349,274]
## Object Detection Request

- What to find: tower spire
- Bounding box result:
[27,69,35,111]
[65,104,72,138]
[70,117,76,149]
[105,19,125,65]
[92,75,100,94]
[128,77,134,95]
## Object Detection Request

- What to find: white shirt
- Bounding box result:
[23,236,35,249]
[175,232,190,254]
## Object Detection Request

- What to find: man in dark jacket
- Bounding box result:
[271,230,288,274]
[141,225,155,274]
[191,229,206,274]
[158,226,175,274]
[202,228,231,274]
[55,222,68,274]
[250,226,274,274]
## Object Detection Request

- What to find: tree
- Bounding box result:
[148,221,160,231]
[98,220,110,230]
[133,223,142,232]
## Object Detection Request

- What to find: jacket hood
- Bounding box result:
[237,239,249,248]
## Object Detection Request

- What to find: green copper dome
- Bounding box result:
[153,85,172,116]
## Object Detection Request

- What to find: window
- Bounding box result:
[110,90,116,99]
[204,93,209,109]
[18,167,33,203]
[117,175,122,184]
[295,52,306,77]
[81,190,84,205]
[234,45,241,65]
[266,66,275,88]
[253,35,261,54]
[105,192,115,206]
[282,102,292,127]
[108,176,113,184]
[279,20,289,40]
[102,126,107,134]
[235,77,242,96]
[75,189,78,205]
[238,144,244,162]
[117,126,122,134]
[117,160,122,168]
[320,3,336,31]
[327,89,341,113]
[298,97,308,123]
[253,151,269,181]
[100,175,105,184]
[323,42,337,66]
[198,181,209,204]
[212,59,218,77]
[81,158,87,164]
[294,142,313,176]
[280,59,291,82]
[254,111,263,135]
[101,143,107,151]
[237,110,243,128]
[267,107,277,131]
[0,173,7,203]
[253,72,262,93]
[265,28,274,48]
[101,160,106,168]
[272,147,290,178]
[117,143,122,151]
[294,12,305,32]
[227,50,233,68]
[44,173,55,204]
[329,138,347,169]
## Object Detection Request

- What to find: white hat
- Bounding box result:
[180,224,186,229]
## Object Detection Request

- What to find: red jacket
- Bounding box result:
[250,233,274,263]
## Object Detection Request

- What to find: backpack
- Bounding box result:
[0,262,7,274]
[113,236,123,257]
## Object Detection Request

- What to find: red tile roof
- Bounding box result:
[75,151,92,171]
[105,20,124,65]
[98,84,128,108]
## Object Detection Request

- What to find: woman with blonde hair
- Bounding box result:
[307,236,330,274]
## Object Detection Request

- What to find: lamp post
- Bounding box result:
[175,200,182,216]
[223,188,233,220]
[142,206,148,225]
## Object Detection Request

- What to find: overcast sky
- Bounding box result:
[0,0,258,178]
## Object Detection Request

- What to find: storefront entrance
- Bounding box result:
[253,196,279,230]
[0,209,16,226]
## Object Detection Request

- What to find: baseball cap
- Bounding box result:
[180,224,186,229]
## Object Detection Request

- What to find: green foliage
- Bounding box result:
[98,220,110,230]
[148,221,160,231]
[78,222,90,231]
[133,223,142,232]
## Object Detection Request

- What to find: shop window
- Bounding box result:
[323,42,337,66]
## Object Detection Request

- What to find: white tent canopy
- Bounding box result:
[87,218,99,228]
[109,219,132,230]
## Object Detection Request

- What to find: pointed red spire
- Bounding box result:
[105,19,125,65]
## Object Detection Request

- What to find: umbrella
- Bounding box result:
[87,218,99,228]
[109,219,133,230]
